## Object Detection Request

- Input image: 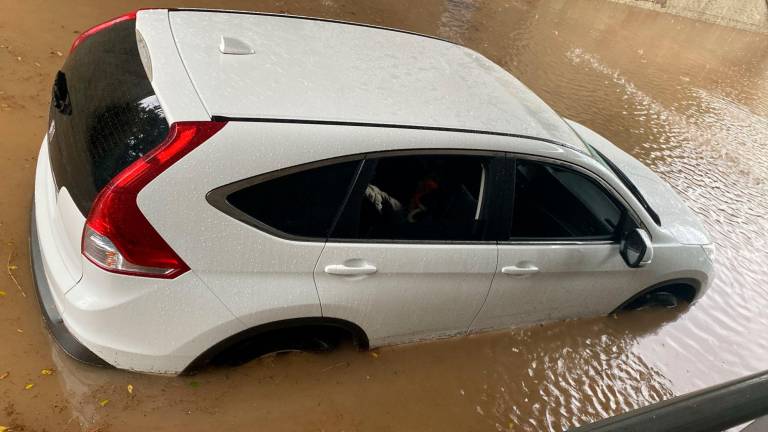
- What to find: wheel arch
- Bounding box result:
[182,317,369,374]
[611,277,702,314]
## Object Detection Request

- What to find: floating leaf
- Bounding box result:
[370,352,379,358]
[189,381,200,388]
[0,425,8,432]
[0,290,6,296]
[98,399,109,407]
[127,384,134,394]
[41,368,55,376]
[24,383,34,390]
[0,372,9,380]
[7,265,17,270]
[15,329,23,333]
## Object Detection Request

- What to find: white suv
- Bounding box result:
[31,9,715,374]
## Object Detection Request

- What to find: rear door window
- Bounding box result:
[332,154,496,241]
[224,160,362,239]
[47,19,168,215]
[511,159,622,239]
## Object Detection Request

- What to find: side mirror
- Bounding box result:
[620,228,653,268]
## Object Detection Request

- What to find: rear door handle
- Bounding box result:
[501,265,540,276]
[325,263,378,276]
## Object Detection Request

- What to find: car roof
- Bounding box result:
[166,10,586,151]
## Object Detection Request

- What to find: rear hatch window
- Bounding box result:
[47,19,168,215]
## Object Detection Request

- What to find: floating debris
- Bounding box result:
[6,246,25,297]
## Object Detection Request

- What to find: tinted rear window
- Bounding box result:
[47,19,168,215]
[226,160,362,239]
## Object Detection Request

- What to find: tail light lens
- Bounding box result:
[82,122,227,278]
[70,11,138,53]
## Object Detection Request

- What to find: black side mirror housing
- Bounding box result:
[620,228,653,268]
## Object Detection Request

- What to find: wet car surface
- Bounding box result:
[1,0,767,430]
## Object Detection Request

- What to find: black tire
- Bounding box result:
[619,283,697,312]
[624,290,679,310]
[212,326,343,367]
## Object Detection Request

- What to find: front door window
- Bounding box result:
[511,159,622,240]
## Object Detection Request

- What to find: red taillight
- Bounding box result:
[83,122,227,278]
[70,11,138,53]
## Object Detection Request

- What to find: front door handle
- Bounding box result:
[501,265,539,276]
[325,263,378,276]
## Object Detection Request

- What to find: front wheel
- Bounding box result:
[624,290,679,310]
[617,283,697,312]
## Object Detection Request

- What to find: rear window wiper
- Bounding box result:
[52,71,72,115]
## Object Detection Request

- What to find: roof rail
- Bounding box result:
[210,116,590,156]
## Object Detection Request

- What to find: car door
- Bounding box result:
[470,155,640,332]
[314,151,505,346]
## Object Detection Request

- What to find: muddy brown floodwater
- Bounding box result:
[1,0,767,431]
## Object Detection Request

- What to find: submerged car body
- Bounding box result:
[31,9,714,374]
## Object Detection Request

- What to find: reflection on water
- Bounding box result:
[2,0,768,430]
[437,0,477,42]
[477,309,680,431]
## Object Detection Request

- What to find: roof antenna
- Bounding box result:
[219,36,255,55]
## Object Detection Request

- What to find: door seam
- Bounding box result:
[311,241,327,317]
[466,241,499,334]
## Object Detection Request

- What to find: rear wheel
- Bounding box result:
[211,325,348,367]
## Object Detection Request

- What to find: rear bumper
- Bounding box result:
[29,205,111,367]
